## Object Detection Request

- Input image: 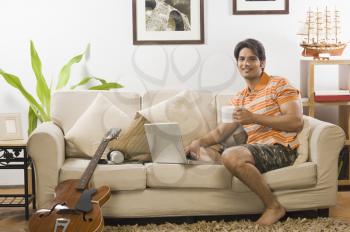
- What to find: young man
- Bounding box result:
[184,38,303,225]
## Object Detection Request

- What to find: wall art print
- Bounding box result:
[233,0,289,15]
[133,0,204,45]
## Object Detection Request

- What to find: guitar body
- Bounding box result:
[29,179,111,232]
[29,129,120,232]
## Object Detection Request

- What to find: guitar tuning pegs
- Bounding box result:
[105,128,121,141]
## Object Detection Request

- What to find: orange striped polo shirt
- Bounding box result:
[231,72,301,149]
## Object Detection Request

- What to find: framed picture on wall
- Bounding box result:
[132,0,204,45]
[233,0,289,15]
[0,113,23,141]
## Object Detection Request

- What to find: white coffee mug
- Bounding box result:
[221,105,237,123]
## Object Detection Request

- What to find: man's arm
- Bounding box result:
[199,122,241,147]
[184,122,240,156]
[234,99,303,132]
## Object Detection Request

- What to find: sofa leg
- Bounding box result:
[317,208,329,217]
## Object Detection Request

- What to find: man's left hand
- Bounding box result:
[234,108,255,125]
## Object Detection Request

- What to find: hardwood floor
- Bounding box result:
[0,188,30,232]
[1,188,349,232]
[330,191,350,222]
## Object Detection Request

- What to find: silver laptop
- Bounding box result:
[144,122,214,165]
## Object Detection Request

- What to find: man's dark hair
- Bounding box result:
[234,38,266,62]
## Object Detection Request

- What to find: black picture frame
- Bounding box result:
[133,0,204,45]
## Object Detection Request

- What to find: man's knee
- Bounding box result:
[221,146,254,172]
[222,147,243,170]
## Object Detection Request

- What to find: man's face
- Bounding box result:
[236,48,265,81]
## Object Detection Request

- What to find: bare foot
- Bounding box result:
[256,206,286,225]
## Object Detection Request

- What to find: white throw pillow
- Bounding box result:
[138,90,210,146]
[293,119,311,165]
[65,94,132,158]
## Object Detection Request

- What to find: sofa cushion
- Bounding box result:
[294,119,311,165]
[232,162,316,192]
[51,90,141,134]
[145,163,232,189]
[59,158,146,191]
[139,90,210,147]
[65,94,132,158]
[107,115,151,162]
[142,90,217,130]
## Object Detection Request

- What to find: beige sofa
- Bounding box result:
[28,90,345,218]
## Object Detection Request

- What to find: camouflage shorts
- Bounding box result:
[241,143,298,173]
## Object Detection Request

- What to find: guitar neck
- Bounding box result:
[76,139,109,191]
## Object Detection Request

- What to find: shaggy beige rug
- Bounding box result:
[104,217,350,232]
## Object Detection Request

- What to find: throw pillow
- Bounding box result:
[138,90,210,147]
[65,94,132,158]
[293,119,311,165]
[107,115,152,162]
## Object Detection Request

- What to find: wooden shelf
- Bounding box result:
[338,180,350,186]
[301,59,350,187]
[302,99,350,107]
[0,140,26,147]
[0,195,34,206]
[311,60,350,65]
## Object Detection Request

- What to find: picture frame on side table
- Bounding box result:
[133,0,204,45]
[0,113,23,141]
[233,0,289,15]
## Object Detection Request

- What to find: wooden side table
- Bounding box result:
[0,140,36,220]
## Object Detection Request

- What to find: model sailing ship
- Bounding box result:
[298,7,347,59]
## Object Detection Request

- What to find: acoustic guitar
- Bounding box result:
[29,128,121,232]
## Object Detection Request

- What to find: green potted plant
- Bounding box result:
[0,41,123,135]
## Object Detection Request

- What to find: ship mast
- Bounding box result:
[325,6,330,43]
[316,8,322,44]
[306,7,312,44]
[334,8,340,44]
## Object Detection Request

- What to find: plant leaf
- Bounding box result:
[88,82,124,90]
[94,77,107,84]
[28,106,38,135]
[70,76,114,89]
[55,45,90,90]
[0,70,49,121]
[30,41,51,116]
[70,77,93,89]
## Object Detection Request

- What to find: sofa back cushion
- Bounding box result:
[140,90,212,147]
[64,94,133,158]
[51,90,141,134]
[142,90,217,130]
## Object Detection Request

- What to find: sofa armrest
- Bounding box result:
[308,117,345,188]
[27,122,65,209]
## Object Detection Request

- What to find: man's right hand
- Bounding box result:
[184,139,201,160]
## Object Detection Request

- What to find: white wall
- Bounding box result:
[1,0,349,185]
